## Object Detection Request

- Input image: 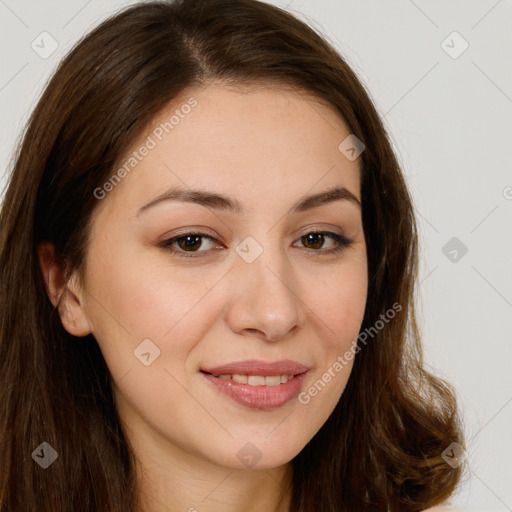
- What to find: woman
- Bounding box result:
[0,0,465,510]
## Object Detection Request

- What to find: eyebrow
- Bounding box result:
[136,185,361,217]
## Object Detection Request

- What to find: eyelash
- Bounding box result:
[159,230,355,259]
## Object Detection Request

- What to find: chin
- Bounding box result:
[208,433,306,471]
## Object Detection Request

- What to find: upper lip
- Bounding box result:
[201,359,310,376]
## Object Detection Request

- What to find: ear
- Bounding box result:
[37,241,92,337]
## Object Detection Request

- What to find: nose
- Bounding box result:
[225,242,306,342]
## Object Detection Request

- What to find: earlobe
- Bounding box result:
[37,241,92,337]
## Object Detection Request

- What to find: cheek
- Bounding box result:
[308,262,368,342]
[301,260,367,403]
[82,244,227,379]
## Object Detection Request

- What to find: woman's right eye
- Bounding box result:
[159,232,221,258]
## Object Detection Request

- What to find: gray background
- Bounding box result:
[1,0,511,510]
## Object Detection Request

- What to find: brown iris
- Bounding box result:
[177,235,203,251]
[301,232,324,249]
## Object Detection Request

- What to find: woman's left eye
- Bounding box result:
[159,230,354,258]
[293,231,354,254]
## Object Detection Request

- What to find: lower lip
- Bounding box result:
[201,372,308,410]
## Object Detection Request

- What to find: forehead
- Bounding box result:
[94,82,362,220]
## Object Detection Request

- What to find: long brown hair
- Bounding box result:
[0,0,465,510]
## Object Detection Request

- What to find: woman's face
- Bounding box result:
[69,83,367,470]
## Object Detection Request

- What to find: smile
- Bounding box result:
[200,359,310,410]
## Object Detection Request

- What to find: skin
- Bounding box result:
[38,82,368,512]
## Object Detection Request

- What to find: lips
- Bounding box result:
[200,359,310,410]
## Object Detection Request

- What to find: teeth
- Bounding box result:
[247,375,265,386]
[263,375,281,386]
[213,373,295,386]
[232,374,248,384]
